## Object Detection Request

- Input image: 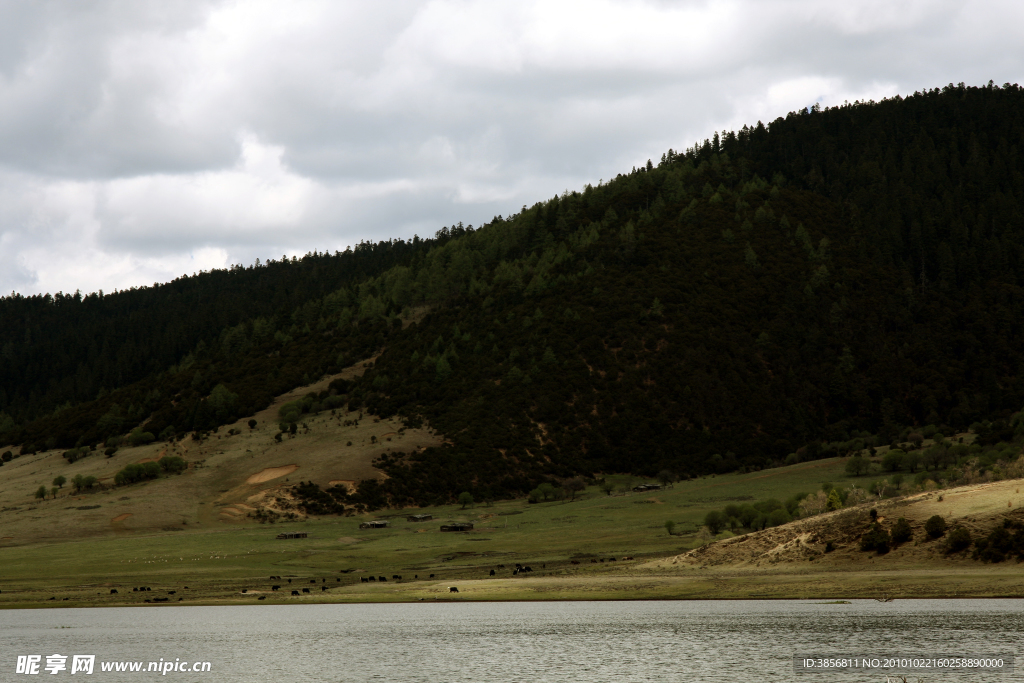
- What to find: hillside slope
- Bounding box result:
[2,82,1024,506]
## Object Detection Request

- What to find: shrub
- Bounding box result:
[52,475,66,489]
[860,523,891,554]
[845,455,870,476]
[104,447,117,457]
[248,419,258,430]
[158,455,187,474]
[34,485,47,500]
[890,517,913,545]
[664,520,676,536]
[704,510,727,535]
[128,428,155,447]
[63,447,88,464]
[945,527,972,554]
[767,508,792,527]
[974,526,1014,563]
[925,515,947,538]
[158,425,176,441]
[71,474,98,492]
[1,450,12,462]
[882,449,905,472]
[114,462,161,486]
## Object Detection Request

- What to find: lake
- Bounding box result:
[1,599,1021,682]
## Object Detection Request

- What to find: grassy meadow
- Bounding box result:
[0,457,871,607]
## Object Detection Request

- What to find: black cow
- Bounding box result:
[288,579,292,583]
[272,585,280,591]
[321,586,328,591]
[379,577,387,582]
[310,579,316,584]
[110,589,118,594]
[361,577,368,583]
[369,576,376,582]
[489,570,495,576]
[429,574,435,578]
[291,590,299,596]
[302,588,310,593]
[258,596,266,600]
[449,586,459,593]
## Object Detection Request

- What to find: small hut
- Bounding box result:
[407,514,433,522]
[440,522,474,532]
[358,520,389,529]
[275,532,308,539]
[632,483,662,492]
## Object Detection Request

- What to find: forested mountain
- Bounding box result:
[3,81,1023,506]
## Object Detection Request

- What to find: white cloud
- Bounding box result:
[0,0,1022,295]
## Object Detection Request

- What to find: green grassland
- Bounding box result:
[0,457,872,607]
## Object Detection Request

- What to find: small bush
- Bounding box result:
[128,428,155,447]
[945,527,972,554]
[104,447,117,457]
[890,517,913,545]
[860,523,891,554]
[925,515,947,538]
[767,508,792,527]
[158,455,187,474]
[114,462,161,486]
[1,450,12,462]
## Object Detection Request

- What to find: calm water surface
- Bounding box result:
[1,599,1021,682]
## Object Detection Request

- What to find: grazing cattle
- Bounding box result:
[497,564,506,569]
[291,590,299,596]
[392,575,400,579]
[110,589,118,594]
[272,585,280,591]
[258,596,266,600]
[515,563,522,569]
[287,579,292,583]
[524,566,532,572]
[449,586,459,593]
[513,569,519,575]
[591,559,597,563]
[609,557,617,562]
[302,588,310,594]
[379,577,387,582]
[369,576,376,582]
[322,578,326,583]
[321,586,329,592]
[241,589,247,593]
[133,588,138,592]
[336,578,340,582]
[429,574,435,578]
[571,560,580,565]
[168,591,176,595]
[622,556,634,561]
[310,579,316,584]
[361,578,368,583]
[489,570,495,576]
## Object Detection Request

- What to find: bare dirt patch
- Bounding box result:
[111,513,132,523]
[246,465,299,484]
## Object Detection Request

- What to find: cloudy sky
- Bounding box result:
[1,0,1021,296]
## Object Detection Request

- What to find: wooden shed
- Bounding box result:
[632,483,662,492]
[407,514,433,522]
[440,522,474,532]
[275,532,308,539]
[359,520,389,529]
